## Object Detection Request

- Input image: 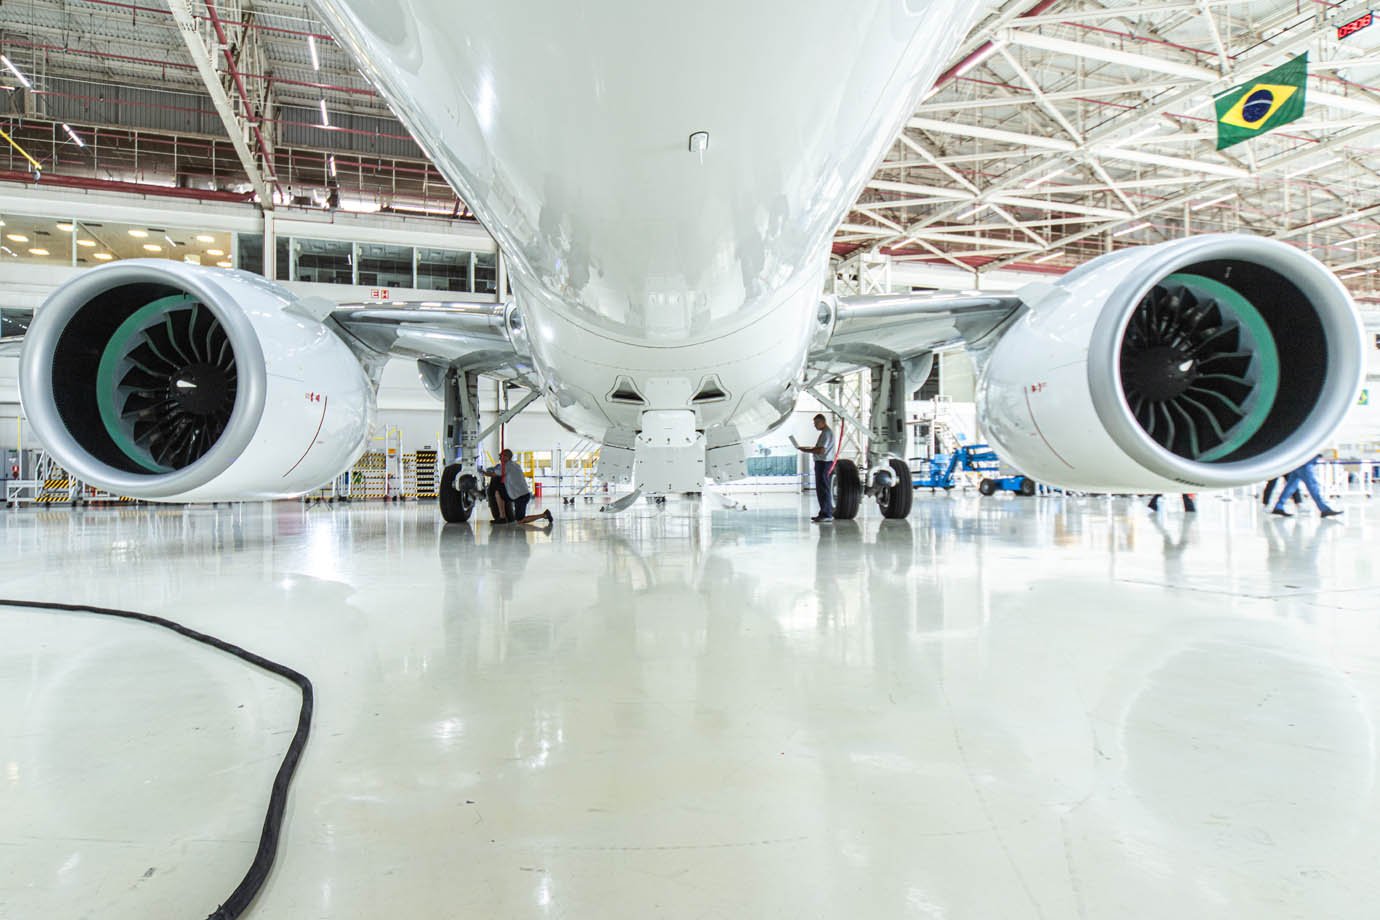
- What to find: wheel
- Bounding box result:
[877,458,913,519]
[978,478,996,496]
[832,459,862,520]
[439,464,476,523]
[1018,478,1037,497]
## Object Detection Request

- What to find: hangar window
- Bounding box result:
[417,247,472,292]
[474,252,498,294]
[293,238,353,285]
[358,243,413,288]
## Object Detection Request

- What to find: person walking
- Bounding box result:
[1271,454,1342,518]
[483,449,553,526]
[1261,476,1302,509]
[1147,493,1196,513]
[797,413,836,523]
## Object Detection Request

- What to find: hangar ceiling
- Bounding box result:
[0,1,1377,299]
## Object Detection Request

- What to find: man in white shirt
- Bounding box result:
[482,449,553,526]
[796,414,836,523]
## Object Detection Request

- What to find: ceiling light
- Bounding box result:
[164,235,178,248]
[1,55,32,89]
[327,154,337,177]
[196,234,215,243]
[1346,232,1377,245]
[27,248,49,256]
[77,239,96,247]
[307,34,320,71]
[93,252,113,260]
[56,222,75,232]
[128,229,149,238]
[61,123,84,147]
[1026,167,1069,190]
[1113,222,1153,236]
[142,243,162,252]
[5,233,27,243]
[319,99,330,128]
[216,260,232,268]
[206,248,224,256]
[1033,251,1063,263]
[1191,193,1235,212]
[953,203,986,221]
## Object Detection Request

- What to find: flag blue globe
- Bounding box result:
[1242,89,1275,125]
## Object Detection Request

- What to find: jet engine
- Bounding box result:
[977,235,1365,491]
[19,260,375,501]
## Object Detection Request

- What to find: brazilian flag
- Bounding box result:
[1215,54,1308,150]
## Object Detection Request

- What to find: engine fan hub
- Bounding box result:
[170,362,233,415]
[1123,344,1196,402]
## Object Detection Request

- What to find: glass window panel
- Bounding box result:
[474,251,497,294]
[276,237,292,281]
[238,233,265,275]
[357,243,413,288]
[293,238,353,285]
[415,247,470,292]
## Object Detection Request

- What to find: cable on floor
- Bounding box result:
[0,598,313,920]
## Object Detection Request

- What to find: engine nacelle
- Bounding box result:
[20,260,375,501]
[978,235,1365,492]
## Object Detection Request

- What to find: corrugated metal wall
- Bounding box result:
[44,77,223,137]
[277,104,422,159]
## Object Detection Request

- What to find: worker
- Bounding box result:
[485,461,509,523]
[1261,476,1302,509]
[1270,454,1342,518]
[482,448,553,526]
[796,413,836,523]
[1147,493,1196,513]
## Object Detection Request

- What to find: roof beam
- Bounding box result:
[166,0,273,207]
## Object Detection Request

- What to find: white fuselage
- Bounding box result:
[315,0,978,473]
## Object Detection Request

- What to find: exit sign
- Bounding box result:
[1339,11,1374,39]
[370,288,391,300]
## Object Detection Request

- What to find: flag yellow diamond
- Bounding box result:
[1219,83,1298,130]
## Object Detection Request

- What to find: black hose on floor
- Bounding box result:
[1,598,313,920]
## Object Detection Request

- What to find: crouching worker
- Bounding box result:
[483,449,553,526]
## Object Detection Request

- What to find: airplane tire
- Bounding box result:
[978,478,996,496]
[878,458,913,519]
[439,465,476,523]
[1019,477,1037,497]
[832,459,862,520]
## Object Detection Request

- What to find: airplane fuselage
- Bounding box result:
[314,0,978,480]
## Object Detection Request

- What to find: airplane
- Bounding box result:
[13,0,1366,523]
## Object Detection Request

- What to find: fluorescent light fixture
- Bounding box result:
[307,35,320,71]
[1033,251,1063,263]
[5,233,27,243]
[27,248,49,256]
[216,260,232,268]
[93,252,113,260]
[56,222,75,232]
[206,248,224,256]
[953,203,986,221]
[1286,155,1341,177]
[61,123,84,147]
[1345,232,1377,245]
[196,234,215,243]
[142,243,162,252]
[1191,193,1235,212]
[128,229,149,238]
[319,99,330,128]
[0,246,14,256]
[1026,167,1068,190]
[164,235,177,247]
[77,239,96,247]
[1113,222,1153,236]
[1,55,32,89]
[327,154,337,177]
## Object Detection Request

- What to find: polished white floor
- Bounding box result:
[2,490,1378,919]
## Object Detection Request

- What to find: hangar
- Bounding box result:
[1,1,1379,917]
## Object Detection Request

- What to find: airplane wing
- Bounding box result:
[807,290,1025,383]
[327,299,537,393]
